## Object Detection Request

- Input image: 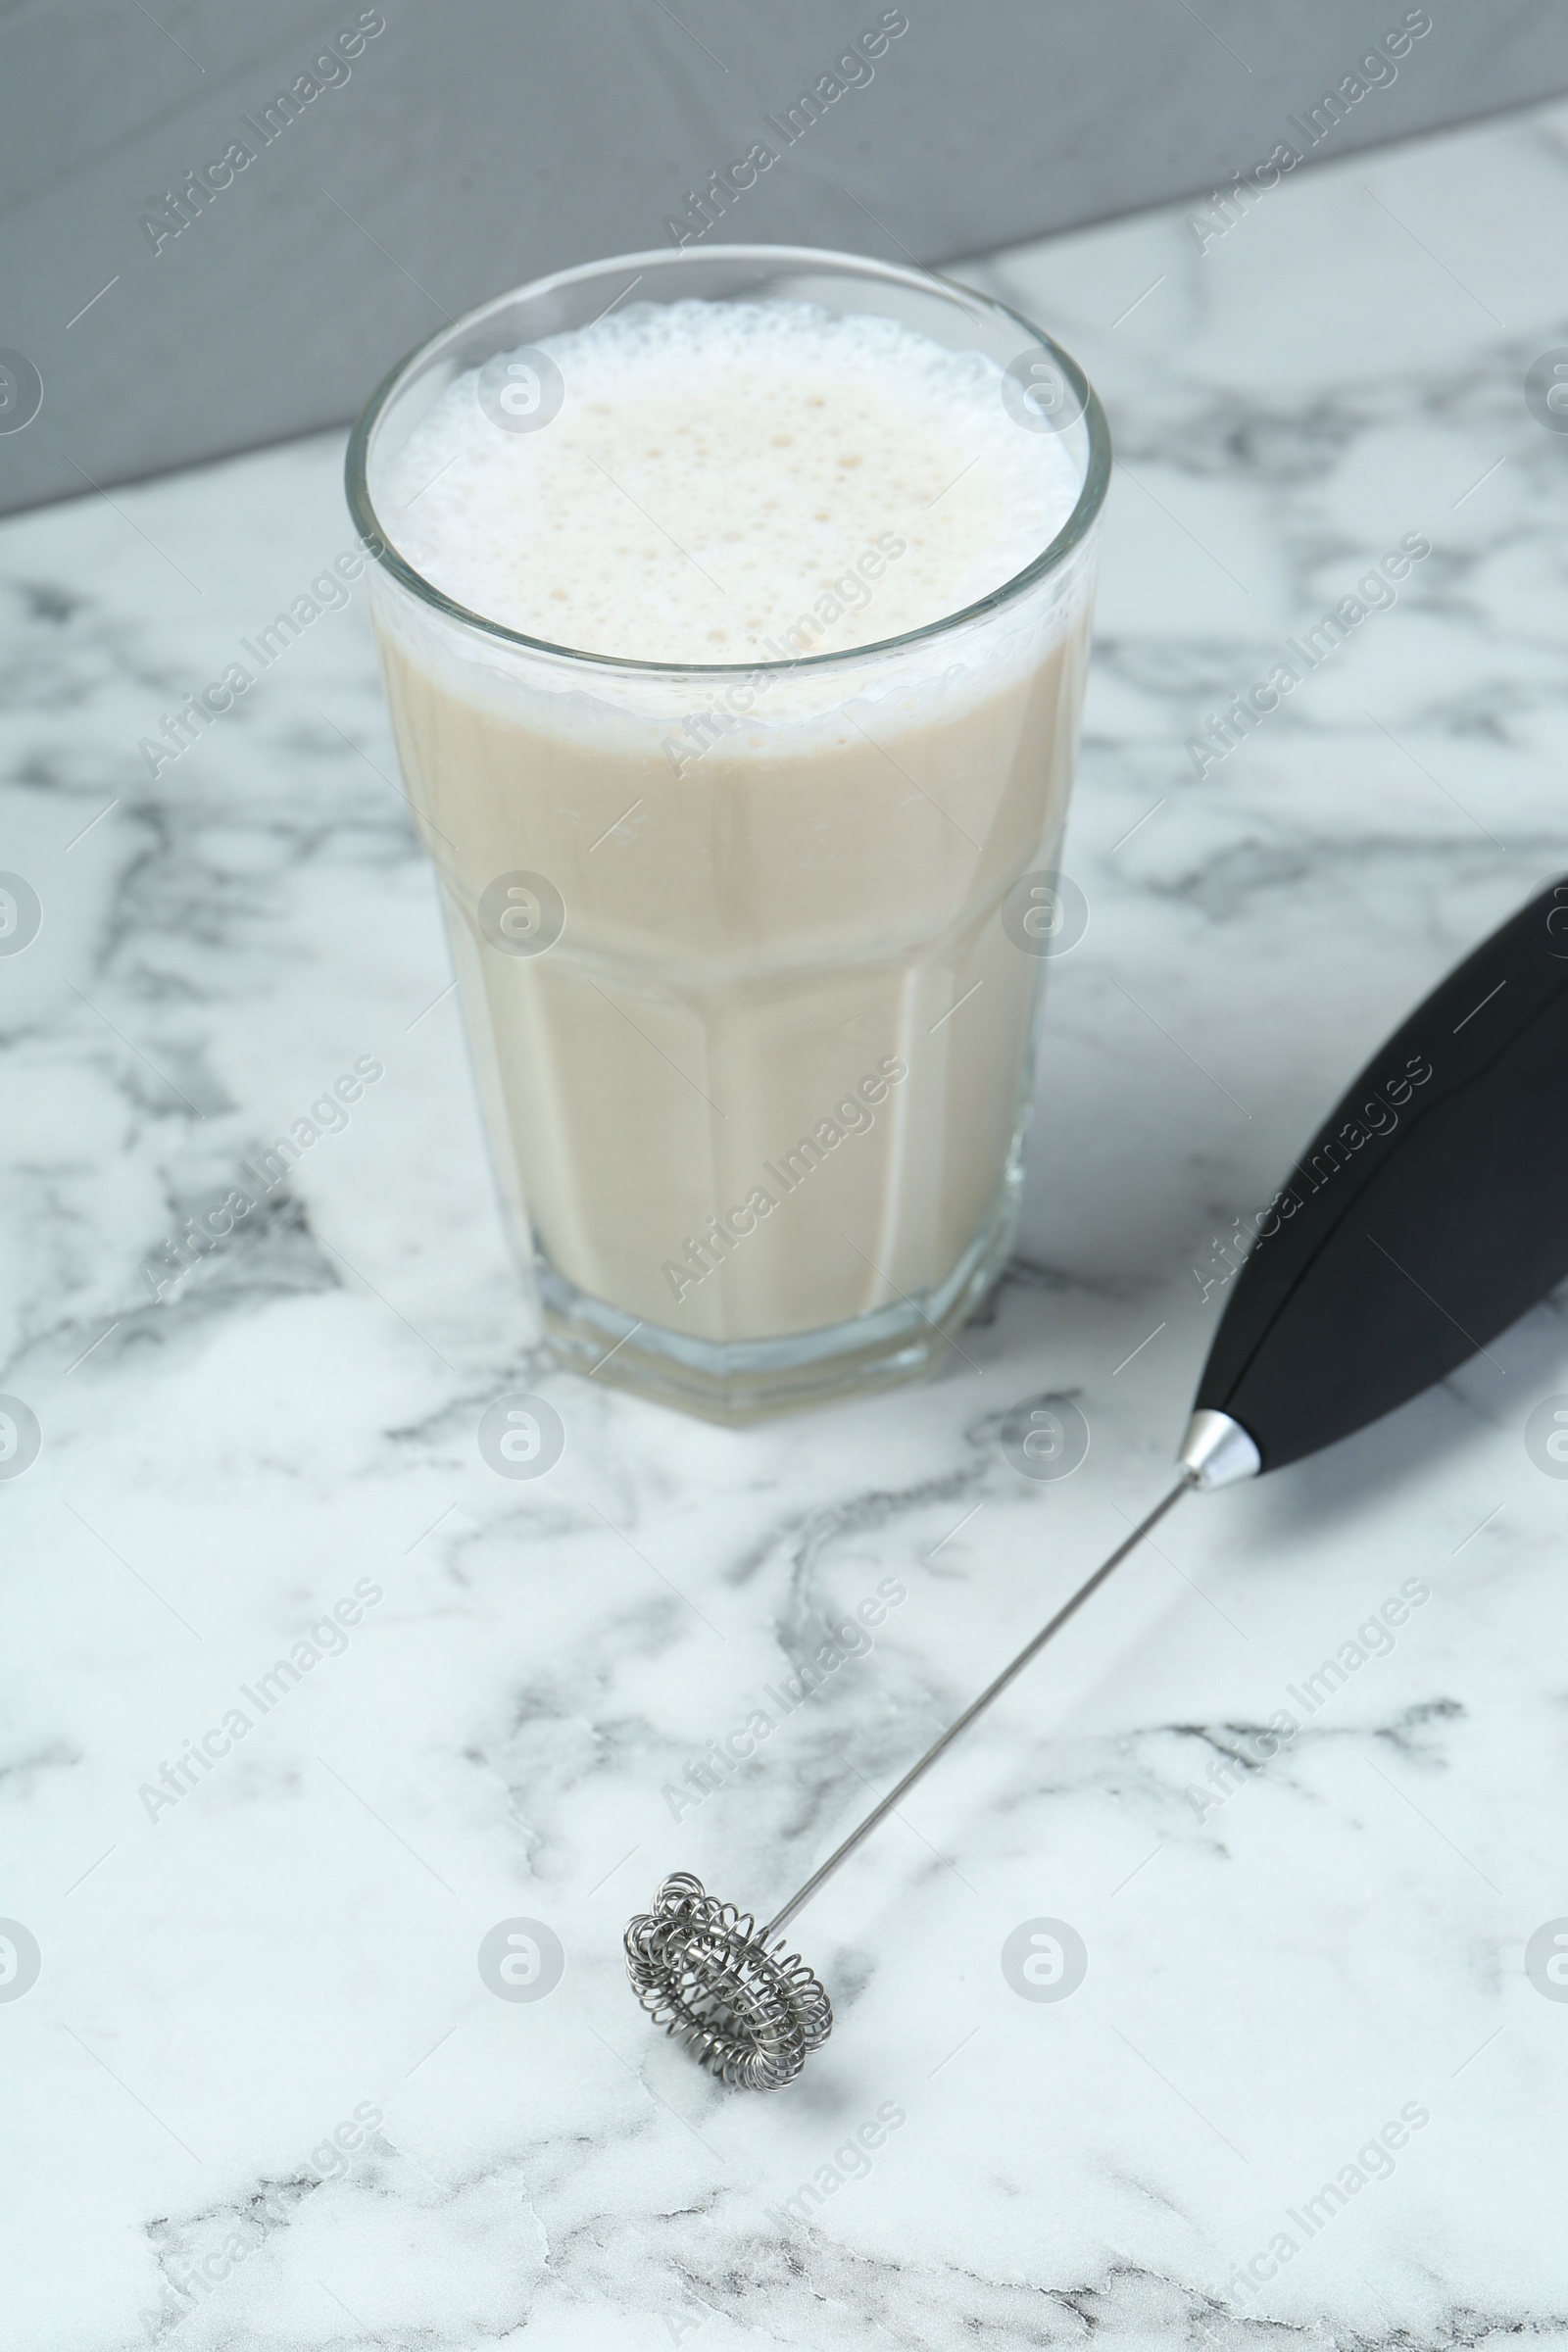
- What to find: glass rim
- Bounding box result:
[344,241,1112,680]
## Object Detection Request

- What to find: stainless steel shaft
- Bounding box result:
[763,1471,1194,1936]
[626,1472,1196,2087]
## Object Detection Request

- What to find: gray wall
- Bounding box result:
[1,0,1562,515]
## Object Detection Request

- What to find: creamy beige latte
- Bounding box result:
[369,298,1097,1348]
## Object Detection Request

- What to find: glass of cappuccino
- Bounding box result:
[347,247,1108,1422]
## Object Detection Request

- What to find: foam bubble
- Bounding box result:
[382,299,1082,665]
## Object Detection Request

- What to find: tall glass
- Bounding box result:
[346,246,1109,1423]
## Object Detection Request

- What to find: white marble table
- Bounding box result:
[6,93,1568,2352]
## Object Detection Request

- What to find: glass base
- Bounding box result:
[537,1182,1020,1425]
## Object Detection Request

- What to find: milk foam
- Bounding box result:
[383,300,1081,665]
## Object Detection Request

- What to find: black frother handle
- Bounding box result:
[1192,876,1568,1474]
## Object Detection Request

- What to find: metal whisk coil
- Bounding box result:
[624,1872,833,2090]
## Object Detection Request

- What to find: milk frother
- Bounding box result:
[626,875,1568,2087]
